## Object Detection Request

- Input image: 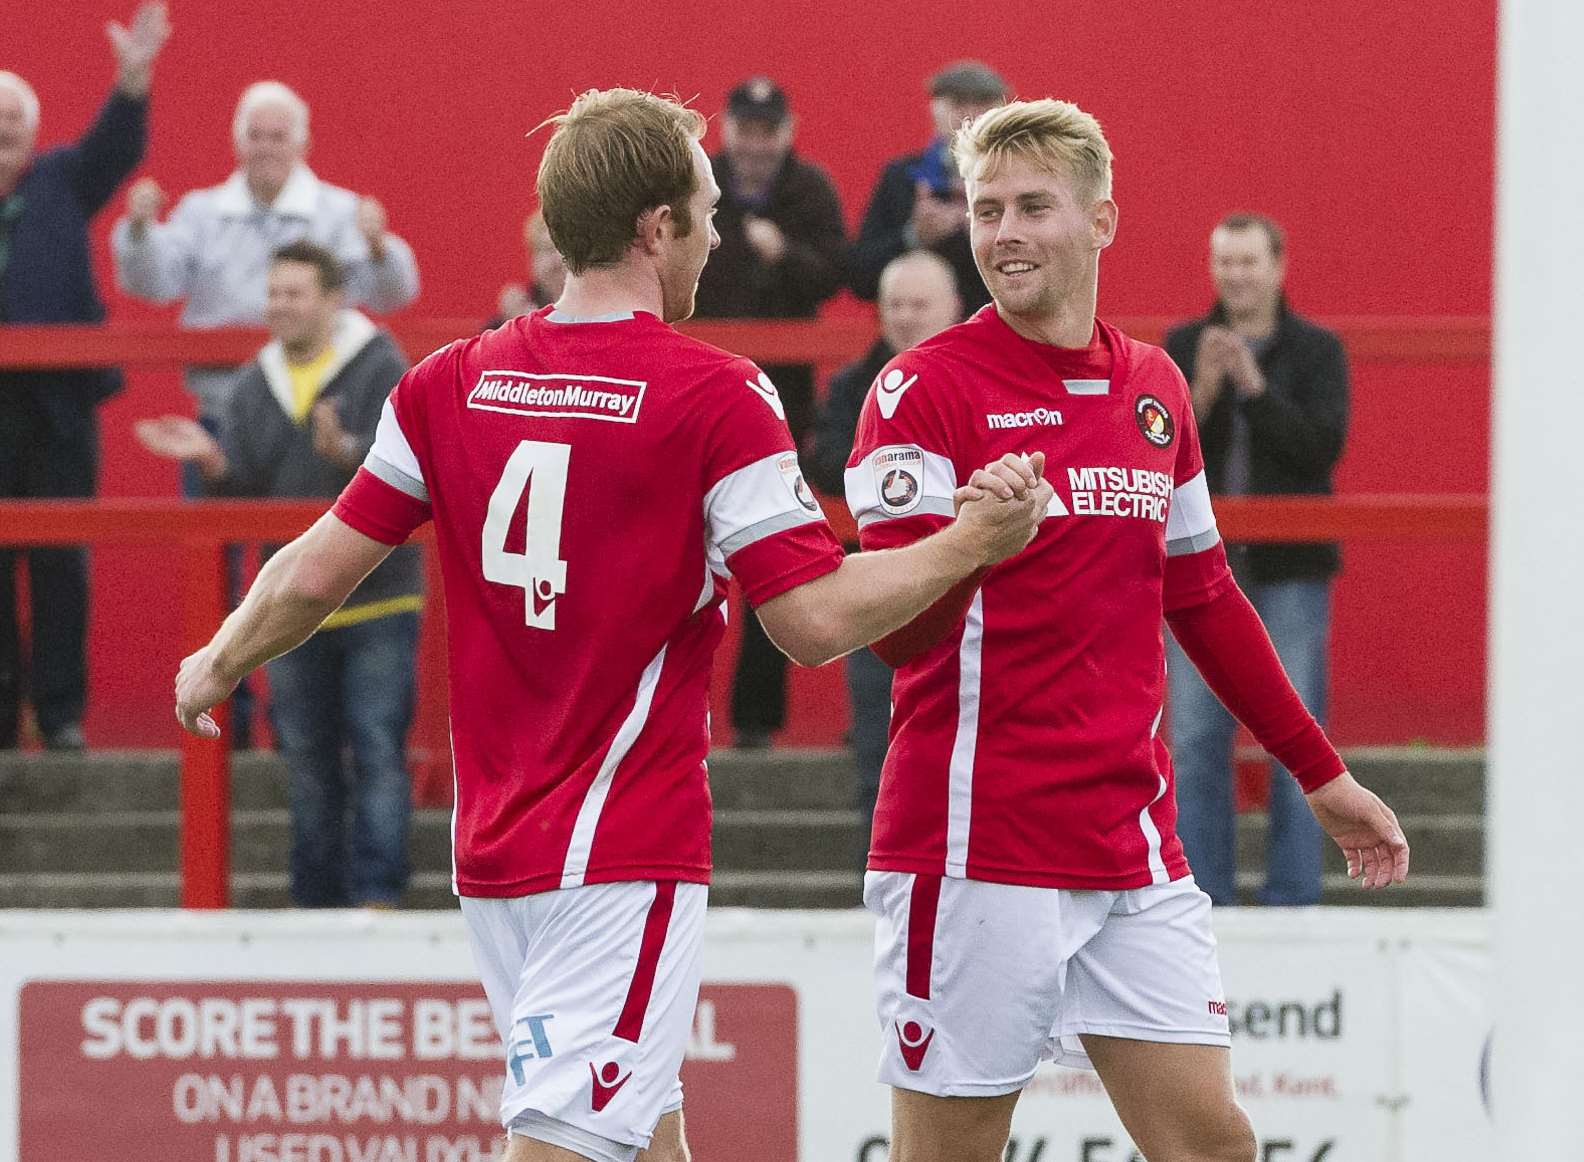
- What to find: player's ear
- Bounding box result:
[635,204,670,255]
[1092,198,1118,251]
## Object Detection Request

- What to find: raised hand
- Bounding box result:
[356,196,389,261]
[1305,771,1410,889]
[126,176,164,228]
[108,2,172,96]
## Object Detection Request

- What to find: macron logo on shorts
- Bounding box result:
[895,1020,934,1071]
[590,1060,632,1111]
[468,371,647,424]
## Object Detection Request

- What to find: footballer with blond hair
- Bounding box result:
[846,98,1410,1161]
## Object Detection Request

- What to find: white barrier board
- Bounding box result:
[0,908,1491,1161]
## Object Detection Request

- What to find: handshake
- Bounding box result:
[949,452,1054,566]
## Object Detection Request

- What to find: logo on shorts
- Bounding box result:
[894,1020,935,1071]
[1134,394,1175,447]
[589,1061,632,1111]
[507,1014,557,1084]
[873,445,924,516]
[1208,1000,1229,1017]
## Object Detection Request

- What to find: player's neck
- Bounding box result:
[994,296,1096,349]
[556,263,664,321]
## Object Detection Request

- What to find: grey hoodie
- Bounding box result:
[208,309,423,614]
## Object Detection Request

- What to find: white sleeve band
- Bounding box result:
[703,452,825,560]
[1165,469,1220,557]
[364,396,428,502]
[845,443,957,529]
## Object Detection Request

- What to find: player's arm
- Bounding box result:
[1159,384,1407,888]
[758,454,1048,667]
[174,512,394,737]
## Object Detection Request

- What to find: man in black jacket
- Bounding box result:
[807,250,961,860]
[0,2,170,749]
[693,76,847,748]
[849,60,1006,313]
[1164,213,1350,906]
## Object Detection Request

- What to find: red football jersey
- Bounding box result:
[333,307,842,897]
[847,307,1225,890]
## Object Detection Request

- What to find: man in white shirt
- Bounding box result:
[111,80,421,418]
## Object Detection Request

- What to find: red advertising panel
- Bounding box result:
[19,982,795,1162]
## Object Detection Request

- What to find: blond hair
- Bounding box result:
[954,98,1113,202]
[535,89,705,274]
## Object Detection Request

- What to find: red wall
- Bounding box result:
[6,1,1495,751]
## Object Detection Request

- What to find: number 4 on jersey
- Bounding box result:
[483,440,570,629]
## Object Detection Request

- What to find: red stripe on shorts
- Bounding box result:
[905,873,942,999]
[613,880,677,1042]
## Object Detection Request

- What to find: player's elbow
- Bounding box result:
[274,543,354,613]
[758,605,848,668]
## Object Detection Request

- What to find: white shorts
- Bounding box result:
[865,870,1231,1097]
[461,880,707,1159]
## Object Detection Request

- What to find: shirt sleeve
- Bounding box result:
[701,362,844,607]
[332,372,433,545]
[113,190,202,304]
[1162,358,1237,612]
[845,352,977,665]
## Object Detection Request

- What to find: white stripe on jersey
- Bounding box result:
[1165,470,1218,557]
[945,591,985,878]
[703,452,825,560]
[560,643,669,889]
[366,396,429,501]
[1138,772,1170,885]
[845,444,958,529]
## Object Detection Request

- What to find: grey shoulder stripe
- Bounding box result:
[366,452,429,502]
[1166,528,1221,557]
[718,508,820,557]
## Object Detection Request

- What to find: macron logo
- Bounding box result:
[895,1020,934,1071]
[468,371,646,424]
[746,370,787,421]
[875,369,919,420]
[589,1061,632,1112]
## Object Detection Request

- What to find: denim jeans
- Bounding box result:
[266,611,418,907]
[1167,578,1331,906]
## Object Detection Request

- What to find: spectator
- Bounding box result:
[849,60,1006,313]
[693,76,847,749]
[1164,212,1350,906]
[0,2,170,751]
[112,79,420,422]
[807,249,962,859]
[490,208,565,326]
[136,242,421,908]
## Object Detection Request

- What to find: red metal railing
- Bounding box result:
[0,318,1492,906]
[0,494,1488,907]
[0,315,1491,369]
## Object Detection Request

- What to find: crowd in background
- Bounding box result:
[0,2,1348,909]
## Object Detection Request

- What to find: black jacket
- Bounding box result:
[694,150,846,443]
[1164,300,1349,582]
[694,150,846,321]
[0,91,146,428]
[850,149,988,312]
[807,339,895,548]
